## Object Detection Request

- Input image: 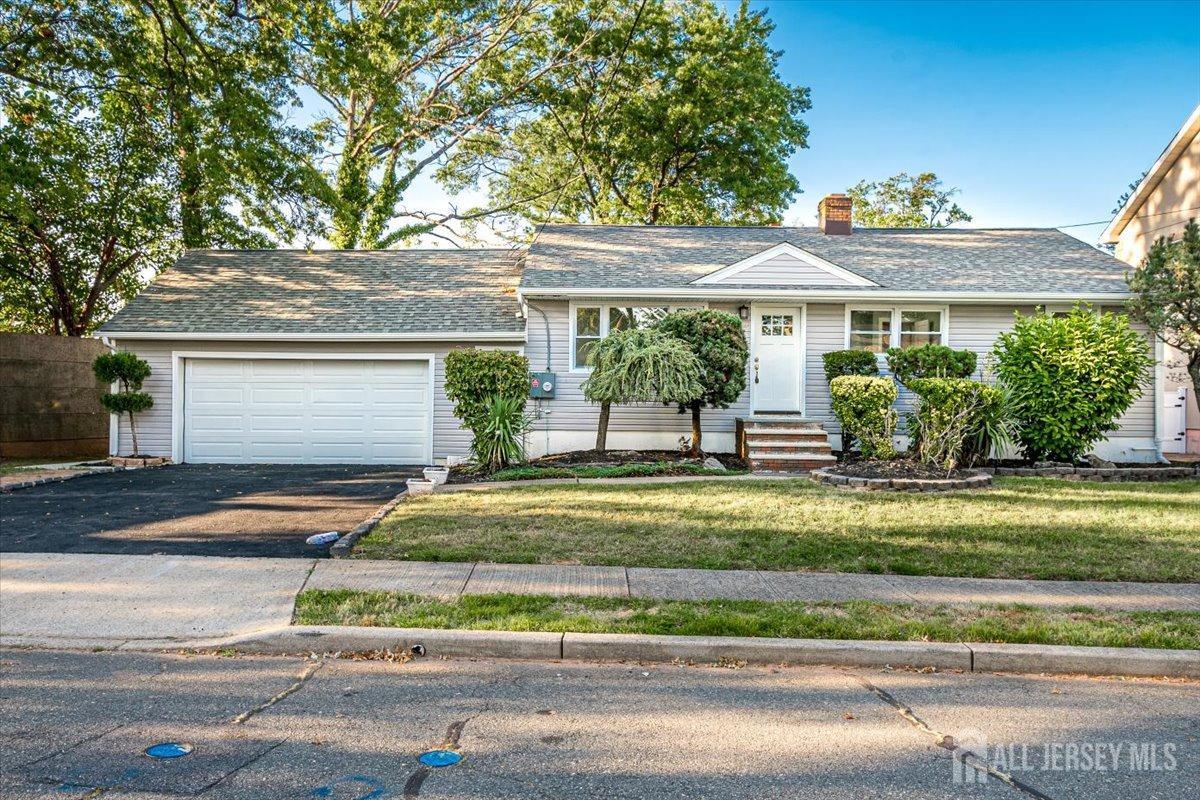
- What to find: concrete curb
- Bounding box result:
[0,466,115,493]
[31,625,1190,678]
[328,489,409,558]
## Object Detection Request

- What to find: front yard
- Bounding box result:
[354,477,1200,582]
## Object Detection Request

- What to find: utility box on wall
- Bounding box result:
[529,371,556,399]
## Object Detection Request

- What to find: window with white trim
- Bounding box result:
[571,304,695,370]
[848,307,945,354]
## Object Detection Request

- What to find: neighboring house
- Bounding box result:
[100,194,1160,465]
[1101,104,1200,455]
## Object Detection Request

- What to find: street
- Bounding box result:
[1,649,1196,799]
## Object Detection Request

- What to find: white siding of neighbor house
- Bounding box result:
[109,338,519,462]
[715,253,862,285]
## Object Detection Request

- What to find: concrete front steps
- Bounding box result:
[737,415,836,473]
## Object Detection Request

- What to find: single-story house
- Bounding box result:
[99,194,1161,465]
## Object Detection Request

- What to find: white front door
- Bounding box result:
[1163,389,1188,454]
[752,306,803,413]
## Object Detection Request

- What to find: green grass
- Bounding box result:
[295,590,1200,650]
[0,455,96,475]
[485,462,745,481]
[354,477,1200,582]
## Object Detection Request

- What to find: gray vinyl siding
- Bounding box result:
[804,304,848,432]
[717,253,860,285]
[108,339,519,461]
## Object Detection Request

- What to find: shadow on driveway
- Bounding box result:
[0,464,417,558]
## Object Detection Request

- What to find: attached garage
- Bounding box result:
[180,355,433,465]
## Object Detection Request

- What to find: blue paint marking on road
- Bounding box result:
[418,749,462,768]
[310,775,389,799]
[145,742,193,759]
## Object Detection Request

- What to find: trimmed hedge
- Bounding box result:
[822,349,879,382]
[885,343,976,384]
[444,349,530,434]
[829,376,898,459]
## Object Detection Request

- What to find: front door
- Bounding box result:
[752,306,803,412]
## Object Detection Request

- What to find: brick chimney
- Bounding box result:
[818,193,852,235]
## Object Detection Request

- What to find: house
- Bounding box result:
[1101,104,1200,455]
[99,193,1159,465]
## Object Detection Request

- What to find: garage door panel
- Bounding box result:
[184,357,430,464]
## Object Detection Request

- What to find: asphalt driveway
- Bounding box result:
[0,464,417,558]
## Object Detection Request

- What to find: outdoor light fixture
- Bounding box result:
[738,305,750,320]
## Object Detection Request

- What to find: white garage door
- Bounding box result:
[183,357,431,464]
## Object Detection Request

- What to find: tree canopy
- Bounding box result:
[847,171,971,228]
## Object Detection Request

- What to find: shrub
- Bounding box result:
[582,328,703,450]
[822,349,879,382]
[654,309,748,454]
[906,378,1016,470]
[93,351,153,456]
[992,305,1153,462]
[885,343,976,384]
[444,349,530,435]
[829,376,898,459]
[470,395,530,471]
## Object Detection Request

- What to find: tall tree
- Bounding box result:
[847,171,972,228]
[1127,220,1200,408]
[444,0,810,229]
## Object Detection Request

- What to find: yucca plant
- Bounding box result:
[471,394,531,472]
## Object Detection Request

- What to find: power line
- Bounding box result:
[1055,205,1200,229]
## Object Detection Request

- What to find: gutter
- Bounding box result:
[517,288,1135,304]
[94,330,527,342]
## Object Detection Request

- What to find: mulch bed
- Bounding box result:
[825,458,978,481]
[448,449,749,484]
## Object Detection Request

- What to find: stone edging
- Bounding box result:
[810,468,992,492]
[0,466,116,493]
[328,489,410,558]
[984,464,1199,481]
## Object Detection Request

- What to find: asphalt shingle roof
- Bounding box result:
[101,248,526,334]
[521,225,1133,294]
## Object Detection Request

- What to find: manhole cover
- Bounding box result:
[145,742,193,759]
[418,749,462,768]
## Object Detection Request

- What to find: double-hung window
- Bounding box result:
[848,307,947,355]
[571,304,685,370]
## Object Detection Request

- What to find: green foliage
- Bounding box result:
[100,391,154,416]
[885,344,977,384]
[583,329,703,405]
[906,378,1015,470]
[471,395,530,472]
[829,376,897,459]
[992,305,1153,462]
[821,350,879,382]
[846,172,971,228]
[443,349,530,435]
[654,309,749,453]
[93,351,153,455]
[445,0,811,230]
[1127,219,1200,405]
[489,462,742,481]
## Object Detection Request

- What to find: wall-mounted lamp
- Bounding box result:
[738,305,750,320]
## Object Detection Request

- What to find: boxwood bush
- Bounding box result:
[992,306,1152,462]
[444,349,530,435]
[885,343,977,384]
[822,349,879,382]
[829,376,898,459]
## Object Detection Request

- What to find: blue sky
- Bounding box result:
[755,0,1200,241]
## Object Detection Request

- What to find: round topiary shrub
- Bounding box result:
[822,349,879,382]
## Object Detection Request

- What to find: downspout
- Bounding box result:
[525,300,553,456]
[1154,337,1167,462]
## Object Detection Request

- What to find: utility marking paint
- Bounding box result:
[144,742,193,759]
[417,750,462,768]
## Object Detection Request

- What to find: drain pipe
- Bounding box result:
[524,300,554,456]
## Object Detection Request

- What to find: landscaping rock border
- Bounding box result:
[328,488,410,559]
[0,465,116,493]
[983,464,1198,481]
[810,468,992,492]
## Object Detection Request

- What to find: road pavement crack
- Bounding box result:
[852,673,1057,800]
[403,712,481,798]
[229,660,323,725]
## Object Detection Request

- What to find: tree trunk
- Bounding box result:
[596,402,611,451]
[690,402,703,455]
[128,411,140,458]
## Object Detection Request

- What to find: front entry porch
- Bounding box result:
[736,414,834,472]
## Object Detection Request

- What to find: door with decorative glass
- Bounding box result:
[752,306,803,412]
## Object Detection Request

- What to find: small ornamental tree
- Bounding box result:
[582,329,703,450]
[93,352,153,456]
[655,310,749,454]
[1127,219,1200,408]
[992,305,1153,462]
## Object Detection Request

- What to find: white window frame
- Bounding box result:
[569,301,706,372]
[844,305,951,358]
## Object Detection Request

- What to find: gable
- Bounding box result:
[691,242,877,287]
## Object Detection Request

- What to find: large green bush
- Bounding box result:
[443,349,530,434]
[885,343,976,384]
[655,309,748,454]
[992,306,1152,462]
[822,349,879,382]
[906,378,1015,470]
[93,351,153,456]
[582,328,703,450]
[829,376,898,459]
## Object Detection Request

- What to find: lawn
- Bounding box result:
[295,590,1200,650]
[354,477,1200,582]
